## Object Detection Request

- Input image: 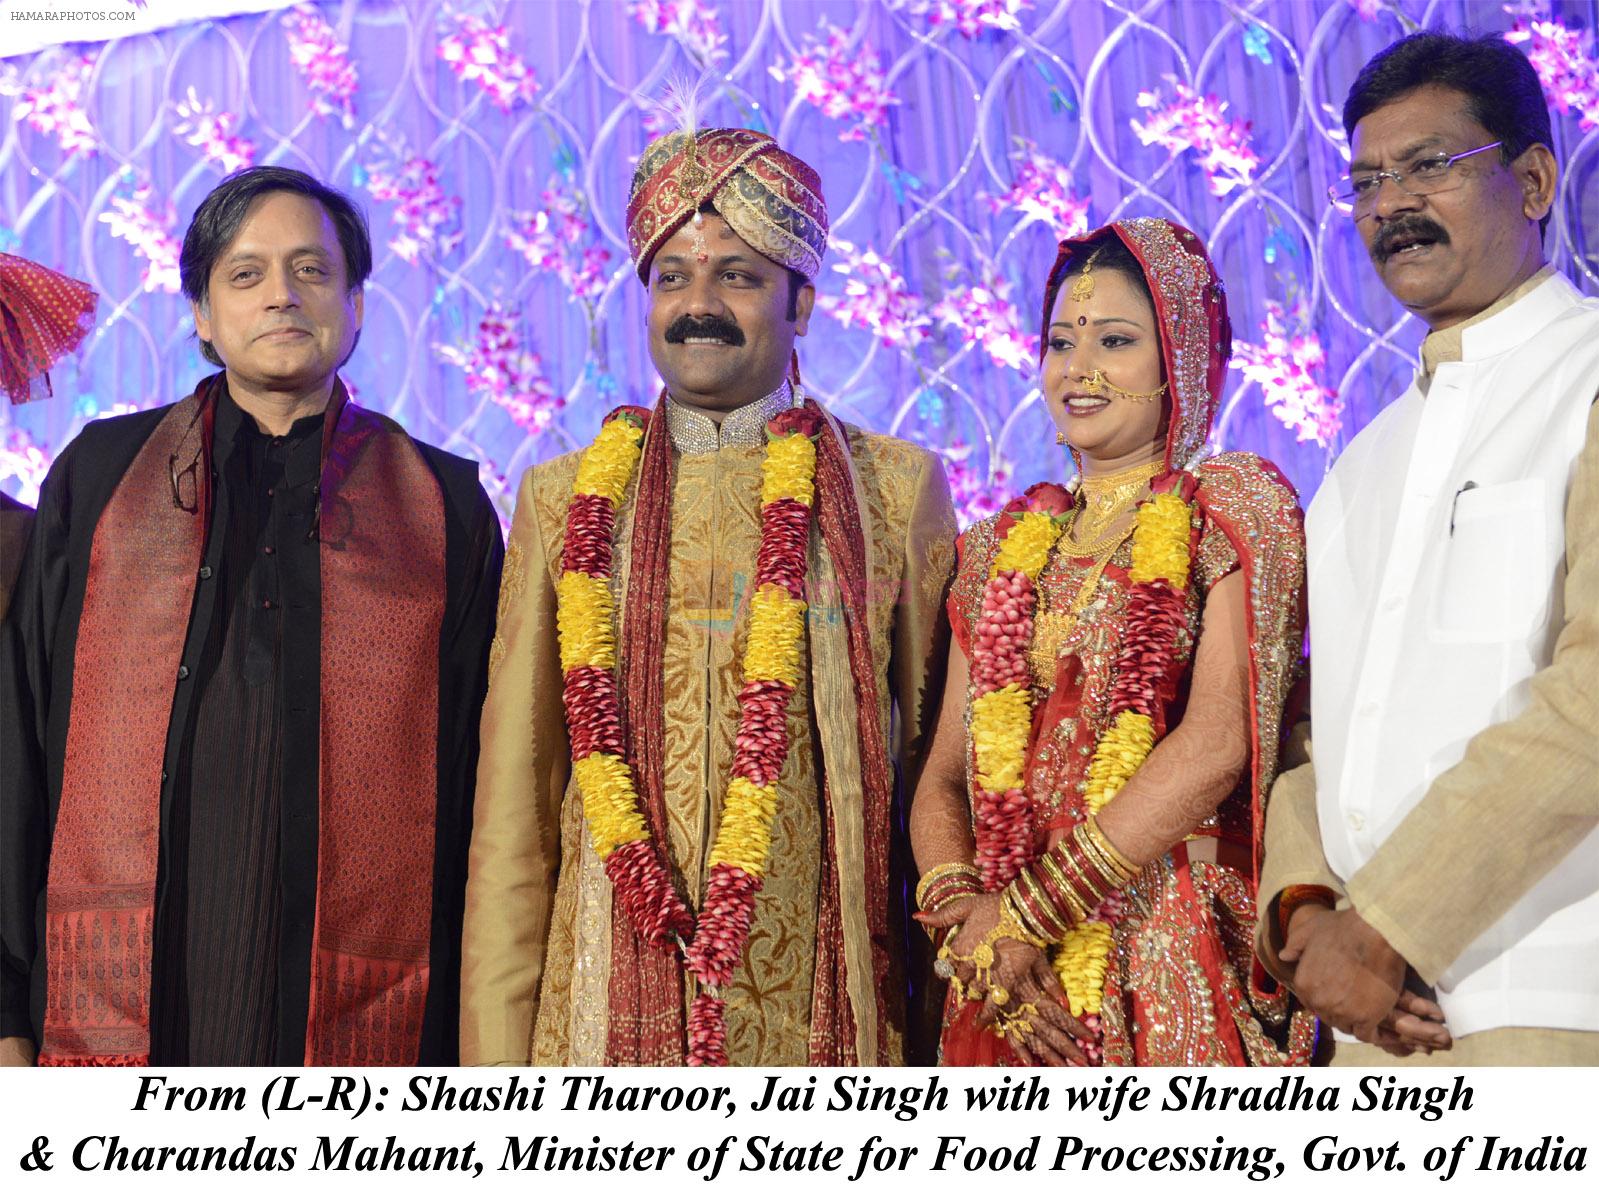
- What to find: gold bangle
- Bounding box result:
[1040,852,1090,926]
[1080,815,1138,885]
[1012,871,1066,943]
[915,861,982,910]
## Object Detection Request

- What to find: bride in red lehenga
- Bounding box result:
[911,218,1318,1067]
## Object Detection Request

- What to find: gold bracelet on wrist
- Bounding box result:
[915,861,983,911]
[987,896,1049,951]
[1011,869,1067,944]
[998,888,1046,946]
[1039,852,1090,927]
[1079,815,1138,886]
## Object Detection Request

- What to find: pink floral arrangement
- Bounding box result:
[173,88,256,174]
[1232,301,1342,448]
[1132,77,1260,197]
[437,10,540,112]
[938,438,1013,526]
[932,272,1038,373]
[436,304,564,436]
[365,151,464,265]
[9,54,98,157]
[99,183,182,294]
[983,138,1091,236]
[1505,13,1599,130]
[505,182,613,302]
[890,0,1029,39]
[816,240,930,348]
[769,20,898,142]
[627,0,729,66]
[282,4,359,128]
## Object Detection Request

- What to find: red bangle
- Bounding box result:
[1277,884,1337,935]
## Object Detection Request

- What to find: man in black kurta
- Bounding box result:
[0,167,501,1067]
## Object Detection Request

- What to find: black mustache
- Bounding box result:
[665,314,745,346]
[1375,218,1450,262]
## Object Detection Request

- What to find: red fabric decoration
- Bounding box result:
[0,252,97,405]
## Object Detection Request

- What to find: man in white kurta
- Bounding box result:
[1256,31,1599,1064]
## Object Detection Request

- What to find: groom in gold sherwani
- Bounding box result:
[461,126,955,1066]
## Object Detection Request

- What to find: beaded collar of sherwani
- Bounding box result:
[665,379,793,454]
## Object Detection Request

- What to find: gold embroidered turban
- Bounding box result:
[626,127,829,283]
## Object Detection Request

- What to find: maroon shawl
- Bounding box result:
[39,375,446,1066]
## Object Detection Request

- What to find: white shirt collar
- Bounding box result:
[1416,267,1578,376]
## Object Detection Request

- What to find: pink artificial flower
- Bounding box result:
[173,88,256,174]
[437,11,540,111]
[505,182,613,301]
[1232,301,1342,447]
[366,152,463,265]
[938,438,1013,526]
[99,184,182,294]
[1506,14,1599,130]
[282,4,359,128]
[983,138,1091,236]
[10,54,98,157]
[932,271,1039,373]
[436,304,565,436]
[769,20,898,142]
[890,0,1030,39]
[626,0,729,66]
[1343,0,1384,19]
[1132,77,1260,196]
[816,239,930,348]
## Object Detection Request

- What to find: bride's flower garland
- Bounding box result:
[557,403,820,1066]
[966,475,1195,1045]
[969,490,1070,890]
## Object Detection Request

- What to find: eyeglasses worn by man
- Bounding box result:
[1258,31,1599,1067]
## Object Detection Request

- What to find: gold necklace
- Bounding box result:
[1031,459,1163,685]
[1061,459,1164,553]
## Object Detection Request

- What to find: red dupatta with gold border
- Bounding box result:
[944,218,1315,1065]
[38,374,446,1067]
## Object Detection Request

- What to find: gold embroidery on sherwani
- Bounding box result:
[488,538,526,683]
[473,418,952,1065]
[525,452,583,1067]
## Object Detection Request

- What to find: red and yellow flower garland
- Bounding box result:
[968,492,1069,890]
[965,475,1195,1044]
[557,403,820,1066]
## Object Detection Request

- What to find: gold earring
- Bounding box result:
[1055,431,1067,445]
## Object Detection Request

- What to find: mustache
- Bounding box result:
[1374,217,1450,262]
[664,314,745,346]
